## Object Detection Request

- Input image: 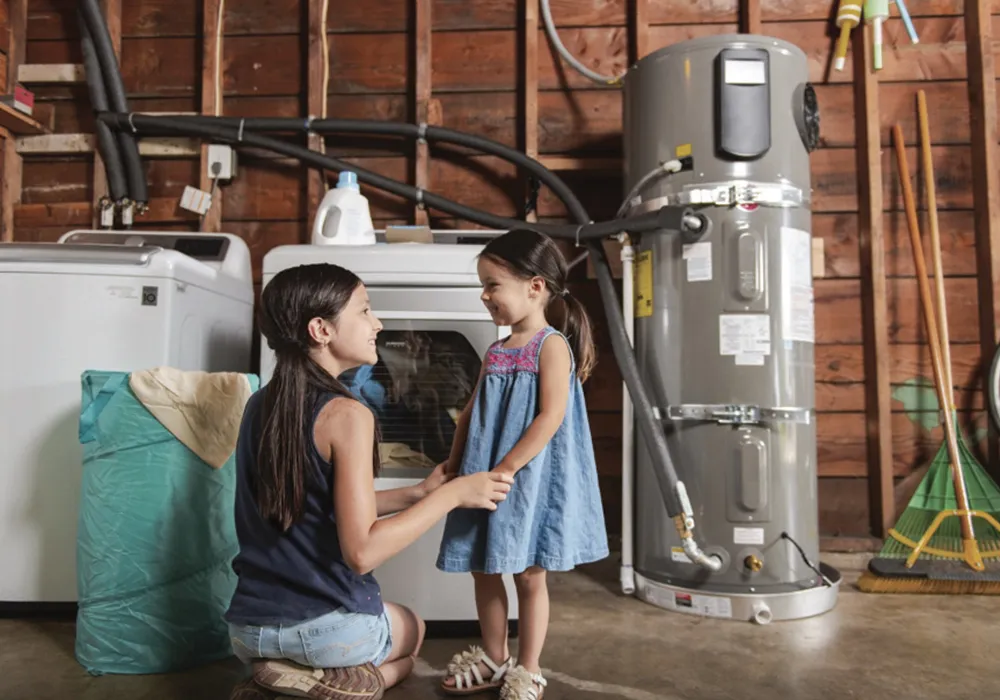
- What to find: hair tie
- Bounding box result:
[560,288,570,298]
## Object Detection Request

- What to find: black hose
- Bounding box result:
[97,115,591,225]
[96,112,699,238]
[79,0,147,206]
[78,10,127,203]
[97,110,694,521]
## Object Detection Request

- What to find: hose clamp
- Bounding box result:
[664,404,813,426]
[417,122,428,145]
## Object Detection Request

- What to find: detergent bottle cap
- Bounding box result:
[337,171,360,191]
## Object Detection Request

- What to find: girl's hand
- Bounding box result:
[419,462,454,498]
[448,471,514,511]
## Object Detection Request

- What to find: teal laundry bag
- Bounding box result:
[74,369,259,676]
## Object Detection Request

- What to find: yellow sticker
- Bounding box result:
[634,249,653,319]
[675,143,692,158]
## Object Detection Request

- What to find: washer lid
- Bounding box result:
[262,243,486,287]
[0,243,161,266]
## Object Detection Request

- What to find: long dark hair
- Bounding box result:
[481,229,597,381]
[256,263,381,532]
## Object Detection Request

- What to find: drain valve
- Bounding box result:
[744,554,763,573]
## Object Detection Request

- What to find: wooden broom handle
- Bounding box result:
[893,125,975,536]
[917,90,954,413]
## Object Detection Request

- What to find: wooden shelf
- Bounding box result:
[0,101,48,135]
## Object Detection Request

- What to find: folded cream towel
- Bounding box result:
[129,367,253,469]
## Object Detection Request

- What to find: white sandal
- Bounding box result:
[500,665,547,700]
[440,645,513,695]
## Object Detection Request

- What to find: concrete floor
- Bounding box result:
[2,553,997,700]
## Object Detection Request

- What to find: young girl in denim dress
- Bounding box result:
[436,229,610,700]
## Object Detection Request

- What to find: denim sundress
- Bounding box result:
[436,326,610,574]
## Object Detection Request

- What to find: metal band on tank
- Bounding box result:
[626,181,806,214]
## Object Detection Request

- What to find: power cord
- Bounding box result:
[201,160,223,222]
[782,531,834,587]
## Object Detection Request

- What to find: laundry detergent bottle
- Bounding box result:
[310,171,376,246]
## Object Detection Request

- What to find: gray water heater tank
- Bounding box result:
[623,34,839,623]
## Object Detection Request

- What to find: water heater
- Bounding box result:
[620,35,840,623]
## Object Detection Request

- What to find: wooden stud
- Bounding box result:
[965,0,1000,475]
[523,0,538,222]
[306,0,327,230]
[632,0,651,61]
[90,0,121,228]
[413,0,432,226]
[853,24,894,538]
[199,0,224,233]
[741,0,762,35]
[1,0,27,242]
[1,128,18,242]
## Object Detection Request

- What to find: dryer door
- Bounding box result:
[343,313,502,478]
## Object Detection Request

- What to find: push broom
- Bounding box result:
[857,102,1000,594]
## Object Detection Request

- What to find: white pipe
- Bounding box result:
[620,238,636,595]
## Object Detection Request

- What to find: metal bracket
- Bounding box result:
[664,404,813,426]
[630,181,806,215]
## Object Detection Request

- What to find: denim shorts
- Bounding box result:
[229,607,394,669]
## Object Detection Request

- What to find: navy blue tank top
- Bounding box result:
[224,388,383,626]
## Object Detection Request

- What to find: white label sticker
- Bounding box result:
[719,314,771,356]
[781,226,815,344]
[682,241,712,282]
[671,546,692,564]
[734,526,765,545]
[735,353,765,366]
[106,285,138,300]
[674,592,734,619]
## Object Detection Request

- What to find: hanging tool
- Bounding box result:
[864,0,890,71]
[833,0,862,71]
[893,0,919,45]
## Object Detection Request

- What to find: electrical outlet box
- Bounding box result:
[207,144,237,180]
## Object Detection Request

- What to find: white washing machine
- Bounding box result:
[0,230,255,607]
[261,238,519,636]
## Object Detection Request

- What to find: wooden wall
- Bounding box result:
[9,0,1000,547]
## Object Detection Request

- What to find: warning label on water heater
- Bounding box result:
[780,226,815,344]
[634,250,654,319]
[719,314,771,357]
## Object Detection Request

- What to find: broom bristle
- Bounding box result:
[857,570,1000,595]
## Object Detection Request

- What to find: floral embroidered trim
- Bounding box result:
[486,329,551,375]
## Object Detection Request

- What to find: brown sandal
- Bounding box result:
[251,659,385,700]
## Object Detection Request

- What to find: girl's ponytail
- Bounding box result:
[559,290,596,383]
[256,264,382,533]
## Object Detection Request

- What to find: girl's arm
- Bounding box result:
[493,336,572,476]
[323,398,513,574]
[374,463,452,516]
[443,359,489,475]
